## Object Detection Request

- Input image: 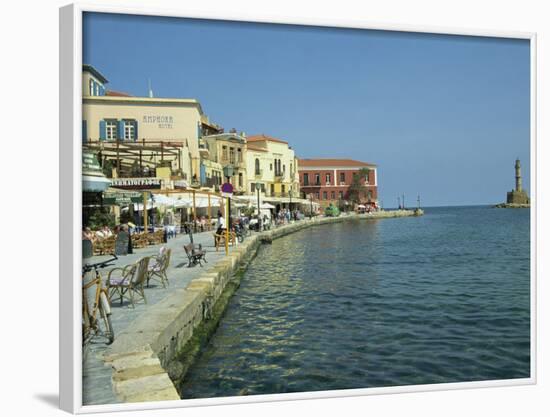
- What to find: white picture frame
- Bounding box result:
[59,2,537,413]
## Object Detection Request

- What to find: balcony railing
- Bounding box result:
[202,178,222,188]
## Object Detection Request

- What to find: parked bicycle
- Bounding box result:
[82,255,118,346]
[232,223,249,243]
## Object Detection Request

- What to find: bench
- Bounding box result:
[184,243,207,267]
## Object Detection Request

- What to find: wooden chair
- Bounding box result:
[107,257,150,308]
[147,247,171,287]
[132,233,147,249]
[214,230,236,251]
[184,243,207,267]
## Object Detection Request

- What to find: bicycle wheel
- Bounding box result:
[99,292,115,344]
[82,299,92,346]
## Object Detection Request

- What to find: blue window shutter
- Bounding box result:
[200,163,206,184]
[133,120,138,141]
[82,120,87,143]
[118,120,125,140]
[99,120,106,141]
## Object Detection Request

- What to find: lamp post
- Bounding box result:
[223,165,234,254]
[289,167,294,214]
[255,182,261,231]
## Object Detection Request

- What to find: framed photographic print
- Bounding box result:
[60,2,536,413]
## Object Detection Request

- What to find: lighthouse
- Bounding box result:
[504,158,529,206]
[515,158,522,192]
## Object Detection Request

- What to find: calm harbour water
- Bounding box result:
[180,206,531,398]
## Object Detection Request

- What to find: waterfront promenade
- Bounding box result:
[83,210,420,406]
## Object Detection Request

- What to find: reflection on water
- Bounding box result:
[180,206,530,398]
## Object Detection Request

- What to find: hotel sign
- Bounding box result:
[142,115,174,129]
[111,177,162,190]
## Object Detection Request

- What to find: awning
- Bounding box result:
[82,175,111,192]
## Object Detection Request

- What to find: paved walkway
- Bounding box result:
[82,228,243,405]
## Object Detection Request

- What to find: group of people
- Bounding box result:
[275,208,301,225]
[82,225,114,243]
[82,224,131,243]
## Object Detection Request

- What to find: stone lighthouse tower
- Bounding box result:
[506,158,529,205]
[515,158,522,192]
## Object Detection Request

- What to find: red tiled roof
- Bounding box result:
[247,134,288,144]
[298,158,377,168]
[106,90,132,97]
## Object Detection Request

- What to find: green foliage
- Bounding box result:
[87,208,115,229]
[348,168,370,204]
[119,209,133,224]
[324,204,341,217]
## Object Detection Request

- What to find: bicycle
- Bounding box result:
[232,223,248,243]
[82,255,118,346]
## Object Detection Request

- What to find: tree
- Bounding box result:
[347,168,370,204]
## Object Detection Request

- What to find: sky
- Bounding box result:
[83,13,531,207]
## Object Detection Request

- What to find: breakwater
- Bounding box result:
[103,210,421,403]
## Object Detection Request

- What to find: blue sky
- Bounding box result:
[83,13,531,207]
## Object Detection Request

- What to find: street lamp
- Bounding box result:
[222,165,234,254]
[289,184,292,214]
[255,182,261,216]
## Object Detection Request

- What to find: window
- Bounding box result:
[238,173,243,187]
[303,173,309,186]
[124,121,136,141]
[325,173,331,184]
[340,172,345,183]
[315,173,320,185]
[270,184,275,194]
[255,158,261,175]
[339,191,344,199]
[222,146,228,161]
[282,185,286,194]
[323,191,328,200]
[89,79,94,96]
[331,191,336,200]
[106,120,117,141]
[283,164,286,172]
[270,163,273,171]
[237,148,242,163]
[315,192,320,200]
[250,183,255,193]
[229,147,235,164]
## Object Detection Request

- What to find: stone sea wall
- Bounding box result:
[103,210,421,403]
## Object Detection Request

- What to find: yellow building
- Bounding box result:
[245,134,300,210]
[82,64,203,186]
[199,132,248,194]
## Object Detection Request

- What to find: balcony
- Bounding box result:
[202,177,221,189]
[198,141,209,158]
[274,172,285,182]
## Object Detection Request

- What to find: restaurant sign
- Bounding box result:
[103,191,144,206]
[111,177,162,189]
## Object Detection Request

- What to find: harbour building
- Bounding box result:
[82,64,204,188]
[245,134,301,212]
[298,159,378,209]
